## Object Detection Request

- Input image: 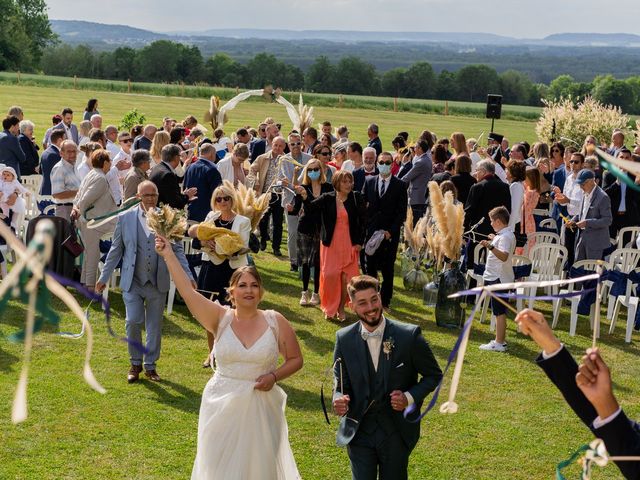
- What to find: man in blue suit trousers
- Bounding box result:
[333,275,442,480]
[96,181,195,383]
[183,143,222,222]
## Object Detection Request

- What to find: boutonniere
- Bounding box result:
[383,337,395,360]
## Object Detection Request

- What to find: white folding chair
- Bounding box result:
[525,243,568,308]
[609,267,640,343]
[551,260,599,336]
[604,248,640,320]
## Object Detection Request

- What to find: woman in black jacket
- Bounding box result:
[18,120,40,175]
[450,154,476,205]
[296,169,366,321]
[289,158,334,307]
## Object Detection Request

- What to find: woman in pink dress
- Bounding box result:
[518,167,542,255]
[296,170,365,321]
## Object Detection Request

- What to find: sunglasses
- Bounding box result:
[551,149,560,153]
[307,167,320,172]
[569,160,582,164]
[378,161,393,166]
[289,142,302,146]
[319,152,331,156]
[121,139,133,144]
[215,196,232,203]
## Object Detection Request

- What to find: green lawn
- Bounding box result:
[1,85,638,479]
[0,84,539,147]
[1,250,638,479]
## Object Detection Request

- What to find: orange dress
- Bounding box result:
[516,188,540,255]
[319,200,360,316]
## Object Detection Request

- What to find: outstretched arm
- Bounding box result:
[155,235,225,334]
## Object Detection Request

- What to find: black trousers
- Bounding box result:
[347,426,409,480]
[564,226,577,269]
[259,192,283,250]
[365,240,399,307]
[410,204,426,227]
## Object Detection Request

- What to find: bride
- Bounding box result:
[155,236,303,479]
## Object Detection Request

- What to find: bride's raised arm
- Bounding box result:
[155,235,225,334]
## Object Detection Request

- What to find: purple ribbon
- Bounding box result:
[47,271,148,353]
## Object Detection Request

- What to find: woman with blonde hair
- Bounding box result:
[149,130,170,165]
[187,183,251,366]
[289,158,334,306]
[152,238,303,477]
[450,132,469,159]
[296,169,365,321]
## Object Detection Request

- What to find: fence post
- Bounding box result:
[444,100,449,116]
[236,86,239,95]
[339,94,344,108]
[74,75,77,89]
[17,71,21,84]
[128,78,132,93]
[181,81,185,97]
[394,97,398,112]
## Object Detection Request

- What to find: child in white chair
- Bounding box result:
[0,166,29,227]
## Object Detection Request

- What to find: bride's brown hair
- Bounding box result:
[226,266,265,305]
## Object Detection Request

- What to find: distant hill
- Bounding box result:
[544,33,640,47]
[51,20,168,45]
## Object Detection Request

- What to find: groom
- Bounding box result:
[333,275,442,479]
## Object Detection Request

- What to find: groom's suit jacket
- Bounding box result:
[99,207,193,293]
[537,346,640,480]
[333,318,442,451]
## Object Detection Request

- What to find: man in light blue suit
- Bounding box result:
[96,181,195,383]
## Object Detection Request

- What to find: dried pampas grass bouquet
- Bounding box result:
[146,204,188,242]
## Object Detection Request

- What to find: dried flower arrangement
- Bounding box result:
[145,204,188,242]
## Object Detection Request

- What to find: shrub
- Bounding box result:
[536,96,629,145]
[119,108,146,131]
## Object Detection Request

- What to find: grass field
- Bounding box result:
[0,84,539,149]
[0,71,541,122]
[0,85,638,479]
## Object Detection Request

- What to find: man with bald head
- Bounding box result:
[133,124,157,151]
[248,135,287,255]
[96,180,195,383]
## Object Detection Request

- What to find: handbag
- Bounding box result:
[62,220,84,257]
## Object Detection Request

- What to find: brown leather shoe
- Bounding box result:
[144,369,161,382]
[128,365,143,383]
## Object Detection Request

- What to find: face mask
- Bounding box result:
[174,164,185,178]
[308,171,321,181]
[378,164,392,176]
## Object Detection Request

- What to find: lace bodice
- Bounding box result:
[212,309,279,381]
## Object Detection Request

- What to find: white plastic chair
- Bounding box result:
[615,227,640,249]
[539,218,557,232]
[512,254,532,313]
[551,260,599,336]
[525,231,560,255]
[609,267,640,343]
[525,243,568,308]
[21,174,42,194]
[604,248,640,320]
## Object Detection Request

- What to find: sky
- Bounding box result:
[46,0,640,38]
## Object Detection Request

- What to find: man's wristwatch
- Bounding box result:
[489,244,495,251]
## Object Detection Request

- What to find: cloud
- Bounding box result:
[46,0,640,38]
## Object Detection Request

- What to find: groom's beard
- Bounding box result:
[358,307,383,328]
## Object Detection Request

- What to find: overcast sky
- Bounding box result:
[46,0,639,38]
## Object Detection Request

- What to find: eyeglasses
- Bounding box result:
[289,142,302,146]
[569,160,582,164]
[319,152,331,156]
[121,139,133,144]
[307,167,320,172]
[378,161,393,166]
[215,196,232,203]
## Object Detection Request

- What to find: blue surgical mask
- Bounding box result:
[377,164,392,176]
[308,171,321,181]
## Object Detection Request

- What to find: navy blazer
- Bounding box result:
[537,347,640,479]
[0,130,25,180]
[334,318,442,450]
[39,145,61,195]
[183,157,222,222]
[551,165,569,221]
[249,139,266,163]
[149,161,189,209]
[362,175,407,242]
[18,134,39,176]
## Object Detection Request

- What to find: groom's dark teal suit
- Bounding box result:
[334,317,442,480]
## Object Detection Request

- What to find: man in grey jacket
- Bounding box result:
[402,139,432,225]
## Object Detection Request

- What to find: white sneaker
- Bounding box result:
[299,291,310,306]
[309,293,320,305]
[479,340,507,352]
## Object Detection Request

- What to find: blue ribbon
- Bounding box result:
[473,263,532,279]
[47,271,148,353]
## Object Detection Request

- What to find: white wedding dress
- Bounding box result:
[191,309,300,480]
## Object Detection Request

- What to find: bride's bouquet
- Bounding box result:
[146,204,188,242]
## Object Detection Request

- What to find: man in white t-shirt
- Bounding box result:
[479,206,516,352]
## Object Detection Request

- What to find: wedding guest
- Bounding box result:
[123,150,151,200]
[217,143,250,186]
[450,155,476,204]
[18,120,39,175]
